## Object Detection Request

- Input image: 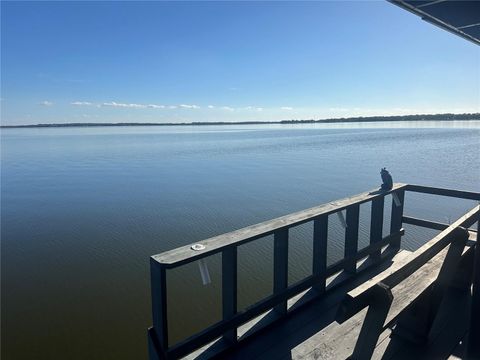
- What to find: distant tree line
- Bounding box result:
[1,112,479,128]
[280,113,480,124]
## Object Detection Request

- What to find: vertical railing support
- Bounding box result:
[274,228,289,315]
[390,190,405,250]
[345,205,360,274]
[150,258,169,359]
[313,215,328,293]
[468,216,480,358]
[222,247,238,344]
[370,197,384,261]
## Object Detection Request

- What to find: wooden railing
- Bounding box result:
[148,183,480,360]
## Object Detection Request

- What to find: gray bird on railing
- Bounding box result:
[380,168,393,191]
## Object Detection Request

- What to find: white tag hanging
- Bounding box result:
[392,193,402,207]
[198,259,211,285]
[337,211,347,229]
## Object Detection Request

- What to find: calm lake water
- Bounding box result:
[1,121,479,359]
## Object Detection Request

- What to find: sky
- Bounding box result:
[1,1,479,125]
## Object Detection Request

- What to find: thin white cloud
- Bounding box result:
[102,101,146,108]
[221,106,235,111]
[71,101,93,106]
[179,104,200,109]
[207,105,215,109]
[281,107,293,110]
[39,100,53,106]
[256,107,263,112]
[75,101,165,108]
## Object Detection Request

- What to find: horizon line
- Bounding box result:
[2,112,479,128]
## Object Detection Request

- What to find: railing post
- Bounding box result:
[345,205,360,274]
[222,247,238,344]
[274,228,289,315]
[390,189,405,250]
[468,216,480,358]
[370,197,384,261]
[150,258,169,359]
[313,215,328,293]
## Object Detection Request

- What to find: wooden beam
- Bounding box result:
[468,217,480,358]
[312,215,328,293]
[406,184,480,201]
[345,205,360,274]
[370,197,385,261]
[222,247,238,344]
[150,259,169,357]
[390,189,405,249]
[273,228,289,315]
[148,327,165,360]
[402,215,449,231]
[153,184,408,268]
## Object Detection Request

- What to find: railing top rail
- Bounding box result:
[405,184,480,201]
[152,183,408,268]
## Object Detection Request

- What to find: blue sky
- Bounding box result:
[1,1,479,125]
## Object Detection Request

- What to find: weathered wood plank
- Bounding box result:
[148,327,163,360]
[153,184,408,267]
[290,308,370,360]
[222,247,238,344]
[468,217,480,358]
[370,197,384,261]
[274,229,289,315]
[150,259,169,357]
[390,190,405,249]
[345,205,360,274]
[312,215,328,293]
[402,215,449,231]
[406,184,480,201]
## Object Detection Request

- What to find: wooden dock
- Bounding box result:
[147,184,480,360]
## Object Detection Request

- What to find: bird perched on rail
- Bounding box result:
[380,168,393,190]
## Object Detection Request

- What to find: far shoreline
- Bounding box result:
[1,113,479,129]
